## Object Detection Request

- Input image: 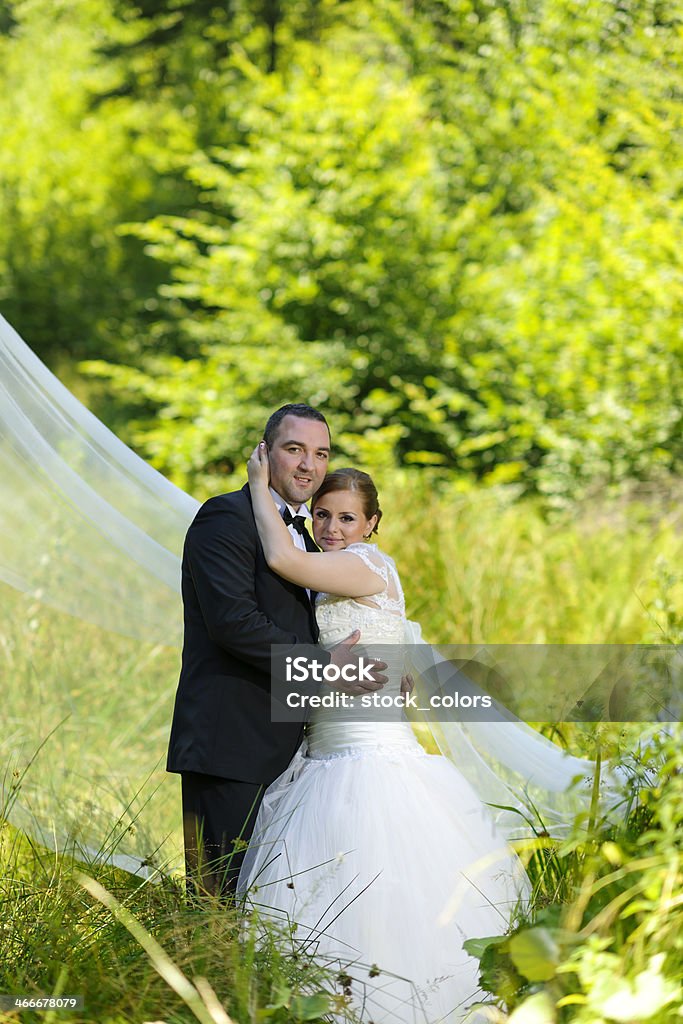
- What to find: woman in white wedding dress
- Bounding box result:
[239,446,528,1024]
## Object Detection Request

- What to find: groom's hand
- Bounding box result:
[327,630,388,694]
[401,673,414,695]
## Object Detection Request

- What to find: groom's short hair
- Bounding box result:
[264,404,330,448]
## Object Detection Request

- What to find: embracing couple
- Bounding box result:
[167,402,525,1023]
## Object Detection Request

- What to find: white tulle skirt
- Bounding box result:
[238,730,528,1023]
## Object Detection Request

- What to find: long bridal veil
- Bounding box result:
[0,313,633,876]
[1,313,199,873]
[0,313,199,642]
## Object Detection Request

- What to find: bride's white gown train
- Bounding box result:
[238,544,528,1023]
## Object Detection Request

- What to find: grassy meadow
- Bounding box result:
[2,481,682,1023]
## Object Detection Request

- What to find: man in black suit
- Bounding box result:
[167,403,382,897]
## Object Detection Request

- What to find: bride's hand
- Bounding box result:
[247,442,270,488]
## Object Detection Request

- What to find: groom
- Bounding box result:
[167,403,384,897]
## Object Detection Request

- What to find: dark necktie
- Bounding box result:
[282,507,309,537]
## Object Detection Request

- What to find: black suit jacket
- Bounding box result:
[167,484,324,783]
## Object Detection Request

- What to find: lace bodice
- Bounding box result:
[309,544,422,759]
[315,542,405,636]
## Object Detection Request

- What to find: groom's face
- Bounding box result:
[267,414,330,508]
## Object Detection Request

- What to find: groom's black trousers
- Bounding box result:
[181,772,263,899]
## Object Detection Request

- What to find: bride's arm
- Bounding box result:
[247,443,384,598]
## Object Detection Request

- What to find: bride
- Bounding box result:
[239,443,528,1023]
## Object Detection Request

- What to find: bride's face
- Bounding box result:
[312,490,378,551]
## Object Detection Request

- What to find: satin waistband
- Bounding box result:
[307,720,421,757]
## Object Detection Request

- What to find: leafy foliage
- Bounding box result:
[465,728,683,1022]
[1,0,681,500]
[0,0,196,364]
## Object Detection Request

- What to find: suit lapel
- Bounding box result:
[302,526,318,554]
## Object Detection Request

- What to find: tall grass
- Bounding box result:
[466,727,683,1023]
[0,822,342,1023]
[376,474,682,645]
[2,482,682,1022]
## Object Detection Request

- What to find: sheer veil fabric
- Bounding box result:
[0,313,199,642]
[0,313,626,875]
[0,313,198,872]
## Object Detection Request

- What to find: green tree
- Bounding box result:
[0,0,195,366]
[87,0,682,500]
[2,0,680,501]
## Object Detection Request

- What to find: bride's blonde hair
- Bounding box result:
[311,468,382,534]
